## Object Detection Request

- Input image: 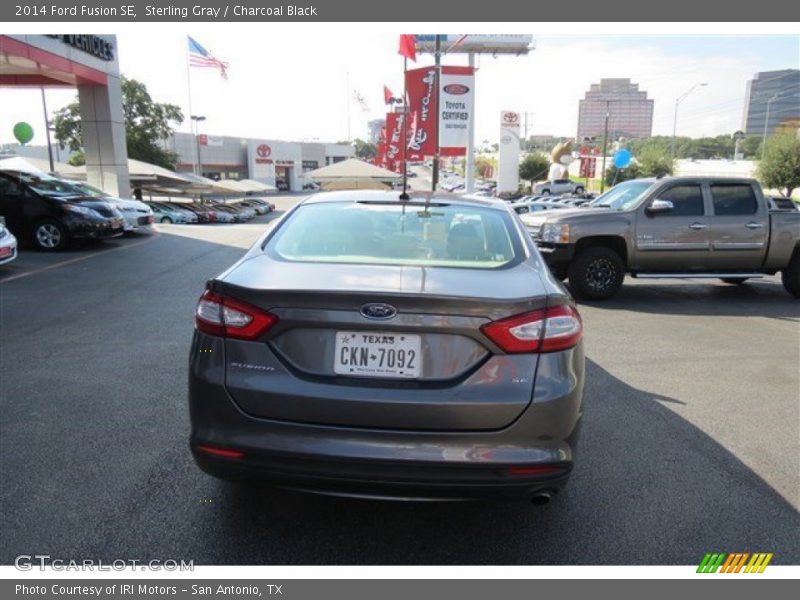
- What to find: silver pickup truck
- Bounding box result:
[521,176,800,300]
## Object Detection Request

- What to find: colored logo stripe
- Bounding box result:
[697,552,773,573]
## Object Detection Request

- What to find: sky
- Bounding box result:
[2,31,798,149]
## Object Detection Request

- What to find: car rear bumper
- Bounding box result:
[188,333,584,501]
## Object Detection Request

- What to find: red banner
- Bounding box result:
[385,112,405,173]
[405,66,437,159]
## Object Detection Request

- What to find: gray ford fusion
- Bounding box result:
[188,191,585,503]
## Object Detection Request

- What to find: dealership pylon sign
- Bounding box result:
[497,110,521,193]
[438,66,473,156]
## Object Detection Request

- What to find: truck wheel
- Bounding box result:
[568,246,625,300]
[781,253,800,298]
[33,219,69,251]
[720,277,749,285]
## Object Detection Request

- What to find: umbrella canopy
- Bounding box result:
[303,158,400,182]
[127,159,193,186]
[0,156,83,178]
[238,179,277,192]
[320,178,392,191]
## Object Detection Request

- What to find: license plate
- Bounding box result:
[334,331,421,379]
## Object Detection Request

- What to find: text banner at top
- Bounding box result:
[3,0,800,22]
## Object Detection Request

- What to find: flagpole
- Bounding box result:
[431,34,441,193]
[400,56,410,200]
[185,38,198,176]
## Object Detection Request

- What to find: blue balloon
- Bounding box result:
[613,149,632,169]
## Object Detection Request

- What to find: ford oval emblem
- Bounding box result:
[360,303,397,320]
[443,84,470,95]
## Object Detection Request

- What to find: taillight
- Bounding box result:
[480,305,582,353]
[195,290,278,340]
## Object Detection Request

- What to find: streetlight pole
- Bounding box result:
[761,94,780,159]
[191,115,206,177]
[600,101,610,194]
[671,82,708,161]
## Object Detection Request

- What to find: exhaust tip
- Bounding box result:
[530,492,552,506]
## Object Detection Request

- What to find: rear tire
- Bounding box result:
[32,219,69,251]
[720,277,749,285]
[568,246,625,300]
[574,186,585,195]
[160,216,173,224]
[782,252,800,298]
[541,189,551,195]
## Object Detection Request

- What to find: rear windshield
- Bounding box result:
[266,201,522,269]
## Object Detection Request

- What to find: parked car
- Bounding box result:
[525,176,800,299]
[513,200,568,215]
[237,199,270,215]
[0,170,125,251]
[147,202,194,224]
[189,190,585,503]
[532,179,585,196]
[0,220,18,265]
[169,202,218,223]
[212,203,248,222]
[63,180,154,233]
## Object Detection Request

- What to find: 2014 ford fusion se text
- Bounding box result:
[188,191,585,503]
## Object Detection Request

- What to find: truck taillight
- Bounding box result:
[480,305,582,353]
[195,290,278,340]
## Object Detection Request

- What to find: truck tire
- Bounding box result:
[781,253,800,298]
[568,246,625,300]
[720,277,749,284]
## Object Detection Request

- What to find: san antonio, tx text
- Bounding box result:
[16,585,281,596]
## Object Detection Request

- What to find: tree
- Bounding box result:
[68,151,85,166]
[758,133,800,197]
[518,153,550,187]
[638,147,674,178]
[352,138,376,160]
[52,76,184,169]
[604,162,642,187]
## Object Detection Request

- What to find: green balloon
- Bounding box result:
[13,122,34,145]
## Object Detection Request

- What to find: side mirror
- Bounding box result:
[647,198,674,215]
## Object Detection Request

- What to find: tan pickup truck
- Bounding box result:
[521,176,800,300]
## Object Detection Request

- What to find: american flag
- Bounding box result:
[187,36,228,80]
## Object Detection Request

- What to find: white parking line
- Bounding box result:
[0,232,160,284]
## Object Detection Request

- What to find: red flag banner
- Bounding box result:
[398,34,417,61]
[383,85,394,105]
[405,66,438,159]
[385,112,405,173]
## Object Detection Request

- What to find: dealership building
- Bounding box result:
[1,34,130,196]
[1,34,354,195]
[165,133,354,191]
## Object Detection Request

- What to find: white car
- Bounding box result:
[63,180,154,232]
[102,197,154,232]
[0,221,18,265]
[532,179,585,196]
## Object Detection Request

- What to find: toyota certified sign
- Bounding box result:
[257,144,271,158]
[443,84,469,95]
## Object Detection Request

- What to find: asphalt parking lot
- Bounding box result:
[1,193,798,565]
